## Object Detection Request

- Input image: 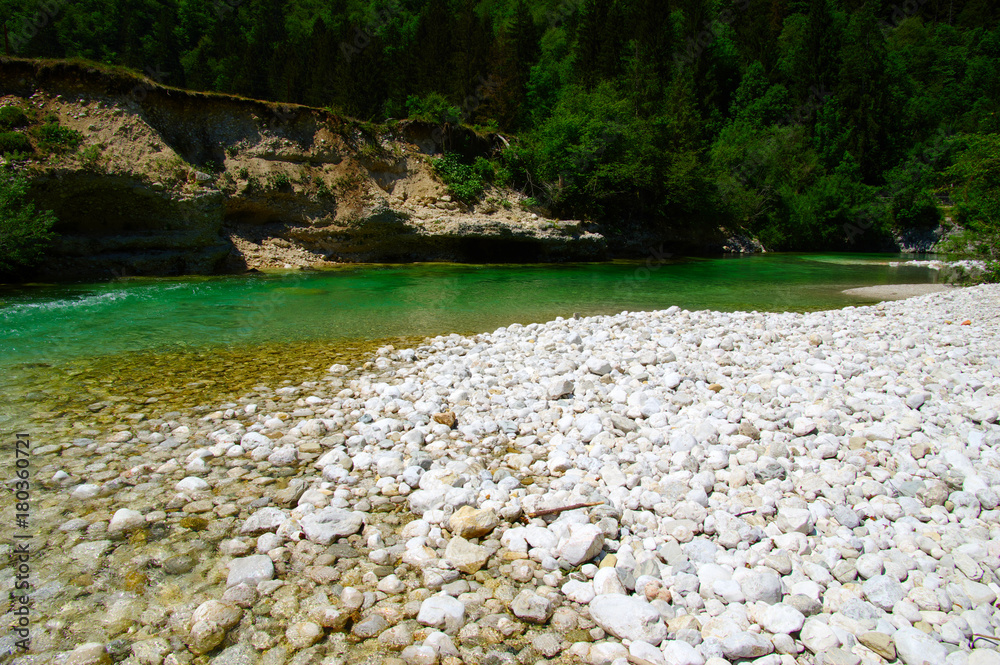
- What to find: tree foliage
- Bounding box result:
[0,167,57,273]
[2,0,999,250]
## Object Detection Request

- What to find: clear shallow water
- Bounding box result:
[0,253,938,433]
[0,254,938,366]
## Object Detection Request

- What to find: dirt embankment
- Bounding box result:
[1,58,738,279]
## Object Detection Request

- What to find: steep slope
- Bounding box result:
[1,59,607,278]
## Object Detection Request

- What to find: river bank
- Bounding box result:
[3,285,999,665]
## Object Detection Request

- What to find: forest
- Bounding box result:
[3,0,999,253]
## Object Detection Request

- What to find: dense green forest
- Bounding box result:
[3,0,1000,253]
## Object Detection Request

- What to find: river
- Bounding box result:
[0,254,940,436]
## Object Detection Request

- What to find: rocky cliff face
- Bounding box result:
[1,59,608,278]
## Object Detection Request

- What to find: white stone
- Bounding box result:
[661,640,705,665]
[108,509,144,535]
[589,594,667,645]
[417,594,465,632]
[239,507,287,535]
[760,603,806,634]
[227,554,274,587]
[894,627,948,665]
[300,507,365,544]
[558,523,605,566]
[800,618,840,653]
[175,476,209,492]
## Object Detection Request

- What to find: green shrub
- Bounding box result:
[80,144,103,167]
[243,175,261,194]
[0,167,57,273]
[432,153,496,203]
[406,93,462,125]
[266,172,291,190]
[0,107,30,130]
[31,123,84,154]
[942,134,1000,258]
[0,132,32,155]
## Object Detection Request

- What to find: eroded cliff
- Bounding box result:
[1,58,608,278]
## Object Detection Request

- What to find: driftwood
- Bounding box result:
[524,502,604,520]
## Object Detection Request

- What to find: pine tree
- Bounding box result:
[838,3,900,181]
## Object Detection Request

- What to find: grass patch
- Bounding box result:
[0,106,31,130]
[0,132,32,156]
[31,122,84,154]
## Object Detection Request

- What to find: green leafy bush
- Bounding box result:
[432,153,496,203]
[406,94,462,125]
[80,144,103,168]
[943,134,1000,253]
[0,167,57,273]
[0,107,30,130]
[31,122,84,154]
[0,132,32,155]
[266,172,291,190]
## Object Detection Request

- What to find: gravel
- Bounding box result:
[8,284,1000,665]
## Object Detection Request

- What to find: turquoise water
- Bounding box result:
[0,254,938,367]
[0,253,939,432]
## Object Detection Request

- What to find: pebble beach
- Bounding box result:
[5,284,1000,665]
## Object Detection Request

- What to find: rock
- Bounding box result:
[532,632,565,658]
[587,357,613,376]
[448,506,499,538]
[433,411,457,428]
[352,614,389,639]
[210,643,258,665]
[661,640,704,665]
[424,631,459,658]
[65,643,111,665]
[823,647,862,665]
[589,594,667,645]
[721,632,773,660]
[859,632,896,660]
[800,619,840,653]
[894,627,948,665]
[557,523,605,566]
[548,378,575,399]
[629,640,666,665]
[108,509,144,536]
[593,567,627,595]
[239,507,287,535]
[510,589,554,624]
[969,650,1000,665]
[189,621,226,654]
[444,536,490,574]
[285,622,323,648]
[72,484,102,499]
[227,555,274,587]
[760,603,806,634]
[300,507,365,544]
[133,638,170,665]
[863,575,905,612]
[563,579,597,604]
[71,540,112,571]
[192,601,242,629]
[400,645,436,665]
[417,594,466,633]
[831,505,861,529]
[378,623,413,651]
[776,507,814,534]
[740,569,783,604]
